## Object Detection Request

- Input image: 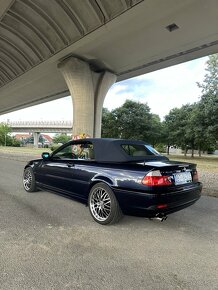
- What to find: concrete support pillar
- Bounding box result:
[58,57,116,137]
[33,132,40,148]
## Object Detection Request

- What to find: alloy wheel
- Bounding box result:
[23,169,33,191]
[90,187,111,222]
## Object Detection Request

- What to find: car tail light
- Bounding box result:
[142,170,172,186]
[156,204,167,209]
[193,170,199,182]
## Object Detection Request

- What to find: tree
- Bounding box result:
[53,133,71,144]
[164,101,216,157]
[198,54,218,96]
[101,108,119,138]
[164,104,197,156]
[188,102,216,156]
[102,100,155,141]
[147,114,163,147]
[162,118,175,155]
[6,136,21,147]
[0,123,11,146]
[197,54,218,140]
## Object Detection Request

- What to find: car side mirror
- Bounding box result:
[42,152,50,160]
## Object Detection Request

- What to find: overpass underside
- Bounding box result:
[0,0,218,137]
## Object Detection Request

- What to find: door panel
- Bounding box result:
[35,141,97,198]
[36,160,75,193]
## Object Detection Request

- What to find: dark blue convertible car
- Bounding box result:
[23,138,202,225]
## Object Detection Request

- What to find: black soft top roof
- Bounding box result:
[68,138,168,163]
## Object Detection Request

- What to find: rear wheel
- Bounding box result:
[88,182,123,225]
[23,167,37,192]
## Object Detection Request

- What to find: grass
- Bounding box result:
[167,154,218,173]
[0,146,52,156]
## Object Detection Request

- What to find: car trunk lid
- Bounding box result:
[140,160,197,187]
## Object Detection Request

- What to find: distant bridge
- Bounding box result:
[8,120,73,147]
[9,120,73,134]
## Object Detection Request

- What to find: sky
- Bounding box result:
[0,56,207,123]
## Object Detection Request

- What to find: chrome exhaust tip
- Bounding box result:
[149,214,168,222]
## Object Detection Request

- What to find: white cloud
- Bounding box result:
[104,85,137,110]
[104,56,207,119]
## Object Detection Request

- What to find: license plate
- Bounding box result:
[174,172,192,185]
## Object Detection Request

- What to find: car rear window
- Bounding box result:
[121,144,155,157]
[145,145,161,155]
[121,144,158,157]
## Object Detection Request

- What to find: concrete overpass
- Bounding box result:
[9,120,73,147]
[10,120,73,133]
[0,0,218,137]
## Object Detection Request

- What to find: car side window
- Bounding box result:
[52,142,95,160]
[52,144,74,160]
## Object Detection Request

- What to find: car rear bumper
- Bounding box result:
[114,183,202,217]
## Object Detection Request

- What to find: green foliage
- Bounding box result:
[102,100,163,144]
[197,54,218,140]
[154,143,166,153]
[197,54,218,96]
[148,114,163,146]
[7,136,21,147]
[163,54,218,156]
[0,123,22,147]
[164,104,193,154]
[0,123,11,146]
[52,133,71,144]
[164,102,217,156]
[102,108,119,138]
[50,144,61,152]
[112,100,151,140]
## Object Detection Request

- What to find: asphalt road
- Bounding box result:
[0,156,217,290]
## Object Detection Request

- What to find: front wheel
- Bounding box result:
[88,182,123,225]
[23,167,38,192]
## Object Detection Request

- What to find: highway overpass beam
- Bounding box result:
[58,57,116,137]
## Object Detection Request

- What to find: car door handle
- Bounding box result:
[67,163,75,168]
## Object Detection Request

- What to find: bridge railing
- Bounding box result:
[8,120,73,128]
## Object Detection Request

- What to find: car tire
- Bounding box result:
[23,167,38,192]
[88,182,123,225]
